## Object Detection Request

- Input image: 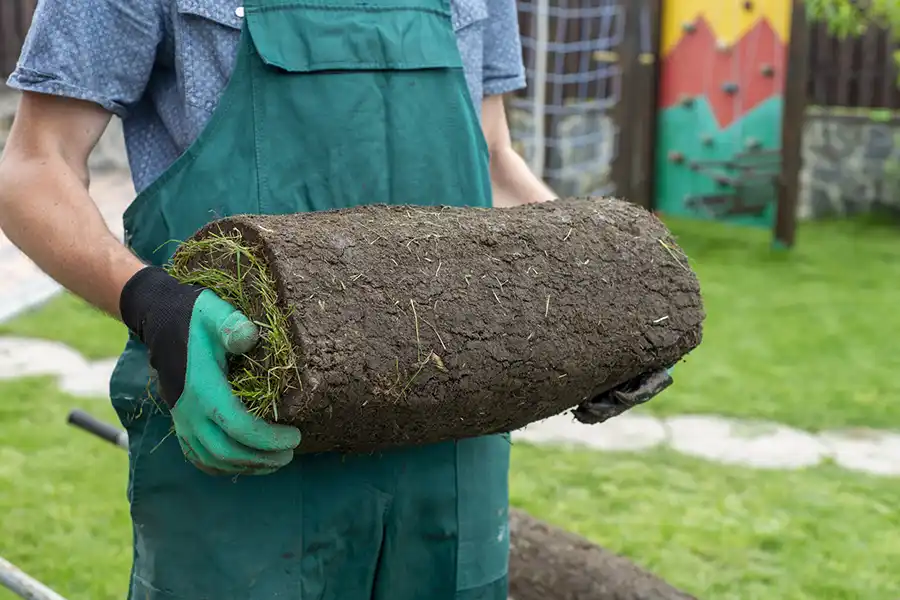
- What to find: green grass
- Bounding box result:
[0,378,131,600]
[644,215,900,431]
[2,216,900,599]
[1,378,897,600]
[511,442,900,600]
[0,294,126,360]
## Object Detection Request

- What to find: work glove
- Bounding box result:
[572,366,674,425]
[120,266,302,476]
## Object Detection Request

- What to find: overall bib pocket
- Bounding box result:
[243,0,464,73]
[242,0,491,214]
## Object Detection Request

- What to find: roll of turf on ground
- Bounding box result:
[508,508,698,600]
[167,197,704,454]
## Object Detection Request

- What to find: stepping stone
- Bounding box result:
[818,429,900,477]
[0,337,90,380]
[665,415,827,469]
[59,358,119,398]
[0,270,62,324]
[513,412,667,452]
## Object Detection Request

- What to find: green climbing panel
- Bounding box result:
[656,96,783,228]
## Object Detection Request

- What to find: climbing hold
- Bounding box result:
[682,21,696,33]
[716,39,731,52]
[744,137,762,151]
[668,151,685,164]
[701,134,714,147]
[715,175,733,187]
[689,161,700,171]
[679,94,695,108]
[761,64,775,77]
[743,1,753,11]
[722,82,739,95]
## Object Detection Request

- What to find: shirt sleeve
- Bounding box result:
[482,0,527,96]
[6,0,164,118]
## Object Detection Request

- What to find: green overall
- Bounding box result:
[109,0,510,597]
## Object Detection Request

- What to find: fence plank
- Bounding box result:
[1,0,37,80]
[835,32,854,106]
[811,23,832,105]
[0,1,18,78]
[806,19,899,110]
[858,25,877,107]
[882,31,899,109]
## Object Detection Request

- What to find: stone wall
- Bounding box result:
[799,106,900,220]
[0,87,129,173]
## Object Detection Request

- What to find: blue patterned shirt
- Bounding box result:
[7,0,526,193]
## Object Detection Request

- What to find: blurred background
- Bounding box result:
[1,1,899,599]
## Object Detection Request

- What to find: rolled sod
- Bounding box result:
[168,197,704,454]
[508,508,698,600]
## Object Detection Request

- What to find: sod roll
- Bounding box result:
[508,508,698,600]
[170,197,704,454]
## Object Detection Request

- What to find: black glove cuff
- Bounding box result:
[120,266,198,343]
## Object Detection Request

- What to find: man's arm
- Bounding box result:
[0,92,145,318]
[482,94,557,207]
[480,0,555,207]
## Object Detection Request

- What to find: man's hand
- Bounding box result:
[572,368,675,425]
[120,267,302,475]
[481,94,557,207]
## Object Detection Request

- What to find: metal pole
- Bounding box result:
[66,409,128,449]
[0,556,69,600]
[530,0,549,179]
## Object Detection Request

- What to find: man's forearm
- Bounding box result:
[0,155,145,318]
[490,146,556,208]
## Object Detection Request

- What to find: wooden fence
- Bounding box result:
[806,21,900,110]
[0,0,36,80]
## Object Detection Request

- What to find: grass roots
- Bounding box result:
[166,229,301,421]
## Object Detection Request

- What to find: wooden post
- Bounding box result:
[609,0,640,203]
[774,0,809,249]
[636,0,662,210]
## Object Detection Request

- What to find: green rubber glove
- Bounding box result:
[120,266,302,476]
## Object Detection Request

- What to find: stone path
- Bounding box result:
[517,412,900,477]
[1,335,898,477]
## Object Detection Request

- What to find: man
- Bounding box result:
[0,0,556,598]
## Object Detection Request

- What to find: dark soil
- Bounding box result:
[185,197,704,454]
[508,508,698,600]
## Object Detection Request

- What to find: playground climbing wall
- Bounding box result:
[655,0,792,227]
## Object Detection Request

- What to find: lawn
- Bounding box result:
[2,216,900,600]
[642,215,900,431]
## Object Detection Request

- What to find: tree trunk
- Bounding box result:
[181,197,704,453]
[508,508,698,600]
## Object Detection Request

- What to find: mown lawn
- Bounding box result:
[511,443,900,600]
[642,215,900,431]
[2,215,900,599]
